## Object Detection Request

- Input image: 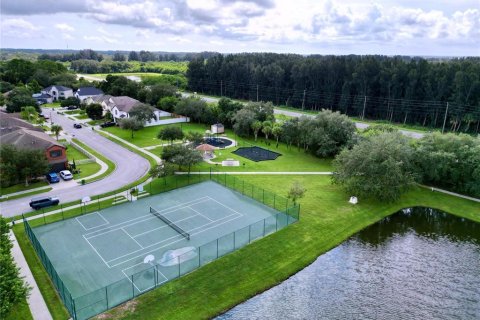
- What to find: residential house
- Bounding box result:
[0,113,67,172]
[32,93,53,105]
[42,85,74,101]
[75,87,104,102]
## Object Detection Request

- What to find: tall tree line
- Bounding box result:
[187,54,480,133]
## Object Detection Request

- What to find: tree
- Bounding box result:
[0,145,48,188]
[145,84,177,106]
[157,96,179,112]
[251,120,262,141]
[186,131,204,145]
[262,120,273,140]
[161,145,203,172]
[5,87,37,113]
[129,104,155,123]
[128,51,139,61]
[20,106,39,123]
[233,108,256,137]
[272,123,283,147]
[287,181,306,205]
[174,97,208,122]
[85,103,103,120]
[149,162,175,186]
[0,217,30,319]
[158,126,184,144]
[332,132,418,202]
[60,97,81,108]
[50,124,62,141]
[119,117,144,138]
[112,52,126,62]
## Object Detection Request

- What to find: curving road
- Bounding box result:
[0,109,150,218]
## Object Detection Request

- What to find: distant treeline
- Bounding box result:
[187,54,480,133]
[37,49,219,63]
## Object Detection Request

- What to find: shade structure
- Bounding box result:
[196,143,216,152]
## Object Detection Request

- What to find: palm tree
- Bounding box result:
[51,124,62,141]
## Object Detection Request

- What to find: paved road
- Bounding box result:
[181,92,425,139]
[0,109,150,218]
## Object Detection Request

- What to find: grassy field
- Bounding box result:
[66,145,89,161]
[105,123,333,172]
[1,181,49,196]
[66,143,102,180]
[71,139,116,183]
[5,297,33,320]
[0,188,53,203]
[42,102,62,109]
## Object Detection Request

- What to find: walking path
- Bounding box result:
[1,186,52,199]
[10,230,52,320]
[99,129,162,164]
[422,185,480,203]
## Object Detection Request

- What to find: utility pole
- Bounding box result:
[442,102,449,133]
[361,95,367,120]
[256,85,259,102]
[301,89,306,110]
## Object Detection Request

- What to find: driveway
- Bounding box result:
[0,109,150,218]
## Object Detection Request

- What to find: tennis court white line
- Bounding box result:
[187,207,213,222]
[130,211,198,239]
[108,213,243,268]
[206,196,245,216]
[76,212,110,231]
[122,261,169,290]
[106,209,241,265]
[121,269,143,293]
[82,235,110,268]
[121,228,144,249]
[109,212,243,268]
[84,198,211,239]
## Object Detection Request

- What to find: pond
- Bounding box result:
[218,207,480,320]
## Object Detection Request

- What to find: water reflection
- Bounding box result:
[218,207,480,320]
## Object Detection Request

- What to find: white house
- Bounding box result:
[32,93,53,104]
[75,87,104,102]
[41,85,73,101]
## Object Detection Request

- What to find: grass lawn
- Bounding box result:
[105,123,333,172]
[42,102,62,108]
[5,297,33,320]
[99,175,479,320]
[64,110,81,115]
[66,145,89,161]
[1,181,49,196]
[74,114,90,120]
[74,162,102,180]
[103,123,207,147]
[0,188,53,203]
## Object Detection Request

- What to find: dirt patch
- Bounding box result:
[93,300,138,319]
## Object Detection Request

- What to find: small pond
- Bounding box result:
[218,207,480,320]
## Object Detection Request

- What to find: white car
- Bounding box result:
[59,170,73,181]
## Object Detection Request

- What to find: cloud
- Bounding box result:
[1,0,87,15]
[1,18,40,38]
[55,23,75,32]
[83,35,119,44]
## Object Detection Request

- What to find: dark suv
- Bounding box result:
[29,196,60,210]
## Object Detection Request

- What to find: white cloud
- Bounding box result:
[55,23,74,32]
[1,18,40,38]
[83,35,119,44]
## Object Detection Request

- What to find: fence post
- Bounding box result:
[198,246,201,266]
[131,275,135,297]
[248,225,251,243]
[216,239,219,258]
[43,212,46,225]
[209,167,212,180]
[242,181,245,195]
[263,189,265,203]
[178,256,181,276]
[72,295,77,320]
[273,194,276,210]
[105,286,109,309]
[224,173,227,186]
[275,213,278,231]
[98,196,100,211]
[263,219,266,236]
[286,198,288,212]
[233,231,236,249]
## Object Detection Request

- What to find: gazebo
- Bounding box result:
[196,143,215,158]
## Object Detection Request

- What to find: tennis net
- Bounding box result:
[149,207,190,240]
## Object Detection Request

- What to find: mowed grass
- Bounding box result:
[66,145,89,161]
[5,297,33,320]
[1,181,49,196]
[105,123,333,172]
[100,175,479,320]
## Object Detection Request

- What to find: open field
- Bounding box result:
[104,123,333,172]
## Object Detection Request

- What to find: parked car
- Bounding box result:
[67,106,78,110]
[73,123,82,129]
[46,172,60,183]
[100,121,116,128]
[59,170,73,180]
[29,196,60,210]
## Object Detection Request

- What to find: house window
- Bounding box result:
[115,110,118,115]
[49,150,62,158]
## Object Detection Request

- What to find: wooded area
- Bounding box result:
[187,54,480,133]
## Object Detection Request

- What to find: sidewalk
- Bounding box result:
[0,186,51,199]
[10,230,52,320]
[176,171,334,175]
[423,185,480,203]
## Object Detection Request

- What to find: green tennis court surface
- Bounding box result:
[30,180,297,319]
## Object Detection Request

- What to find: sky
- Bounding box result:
[1,0,479,56]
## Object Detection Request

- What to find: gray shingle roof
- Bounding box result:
[0,112,42,134]
[0,127,64,151]
[111,96,143,113]
[76,87,104,96]
[43,85,72,92]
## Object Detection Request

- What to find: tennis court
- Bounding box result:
[28,179,298,319]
